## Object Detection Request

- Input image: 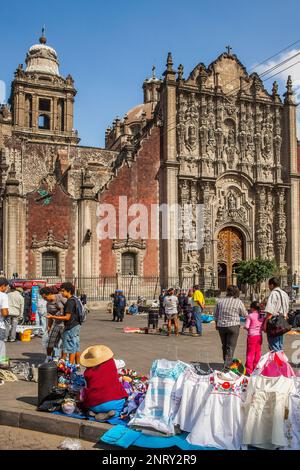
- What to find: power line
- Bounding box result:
[158,58,300,139]
[225,51,300,97]
[258,51,300,78]
[210,40,300,94]
[248,39,300,73]
[263,59,300,82]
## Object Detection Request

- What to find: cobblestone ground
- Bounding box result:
[0,426,99,450]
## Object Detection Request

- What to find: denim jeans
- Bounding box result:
[62,325,81,354]
[193,307,203,335]
[5,317,19,341]
[267,334,284,352]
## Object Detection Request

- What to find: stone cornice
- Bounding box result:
[112,238,146,251]
[31,229,69,250]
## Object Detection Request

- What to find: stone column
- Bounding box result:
[32,94,38,129]
[160,53,179,286]
[18,89,25,128]
[53,98,58,131]
[3,165,26,277]
[77,170,99,294]
[66,95,74,132]
[283,76,299,272]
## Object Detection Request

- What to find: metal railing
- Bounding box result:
[16,273,298,302]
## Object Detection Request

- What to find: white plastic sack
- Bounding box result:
[58,438,83,450]
[114,359,126,371]
[41,332,49,349]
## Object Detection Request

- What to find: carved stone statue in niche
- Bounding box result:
[199,125,208,155]
[227,128,235,147]
[208,127,215,147]
[177,113,186,155]
[228,192,237,211]
[257,228,268,258]
[227,146,236,169]
[246,133,254,161]
[217,199,224,221]
[179,179,189,203]
[262,133,272,159]
[186,124,197,151]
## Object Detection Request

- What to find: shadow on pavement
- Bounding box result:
[15,352,45,365]
[16,396,38,406]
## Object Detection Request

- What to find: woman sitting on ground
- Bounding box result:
[79,345,127,420]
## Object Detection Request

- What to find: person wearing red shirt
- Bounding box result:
[80,345,127,420]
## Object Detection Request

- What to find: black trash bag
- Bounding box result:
[294,313,300,328]
[38,398,65,412]
[287,310,300,327]
[37,386,68,412]
[288,311,296,326]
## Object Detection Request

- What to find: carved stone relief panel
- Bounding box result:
[215,176,252,229]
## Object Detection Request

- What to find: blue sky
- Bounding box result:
[1,0,300,146]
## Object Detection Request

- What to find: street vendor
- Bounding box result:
[79,345,127,420]
[40,287,66,361]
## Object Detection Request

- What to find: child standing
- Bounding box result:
[245,301,264,375]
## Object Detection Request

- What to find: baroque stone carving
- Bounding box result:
[112,238,146,251]
[31,229,69,250]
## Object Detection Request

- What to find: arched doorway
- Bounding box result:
[217,227,244,290]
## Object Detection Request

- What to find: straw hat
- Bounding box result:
[80,345,113,368]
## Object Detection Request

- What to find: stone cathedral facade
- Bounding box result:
[157,52,299,287]
[0,33,299,289]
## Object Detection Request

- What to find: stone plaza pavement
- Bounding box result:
[0,309,299,443]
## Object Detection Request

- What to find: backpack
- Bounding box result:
[72,296,88,324]
[117,295,126,309]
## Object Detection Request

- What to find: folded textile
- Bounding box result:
[100,425,219,450]
[201,315,214,323]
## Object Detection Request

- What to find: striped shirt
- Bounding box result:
[214,297,248,328]
[265,288,290,317]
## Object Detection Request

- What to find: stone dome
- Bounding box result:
[25,34,60,76]
[126,102,154,125]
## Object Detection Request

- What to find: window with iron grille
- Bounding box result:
[42,251,58,277]
[121,252,137,275]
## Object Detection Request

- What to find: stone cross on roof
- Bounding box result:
[225,45,232,55]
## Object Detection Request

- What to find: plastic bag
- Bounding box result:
[11,361,31,381]
[41,332,49,349]
[114,359,126,371]
[58,439,83,450]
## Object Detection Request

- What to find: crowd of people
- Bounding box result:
[158,277,290,374]
[0,279,86,366]
[0,275,292,377]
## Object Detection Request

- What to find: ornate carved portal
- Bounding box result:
[217,227,244,290]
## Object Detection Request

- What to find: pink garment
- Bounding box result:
[246,335,262,375]
[254,351,295,378]
[245,311,264,336]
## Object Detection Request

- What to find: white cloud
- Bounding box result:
[0,80,6,104]
[254,49,300,138]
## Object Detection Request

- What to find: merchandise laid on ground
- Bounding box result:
[28,351,300,450]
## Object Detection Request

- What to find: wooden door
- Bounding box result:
[217,227,244,288]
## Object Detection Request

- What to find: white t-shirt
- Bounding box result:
[265,288,290,317]
[0,292,9,330]
[163,295,178,315]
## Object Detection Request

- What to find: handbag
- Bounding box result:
[266,289,292,337]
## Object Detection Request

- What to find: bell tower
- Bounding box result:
[10,30,79,145]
